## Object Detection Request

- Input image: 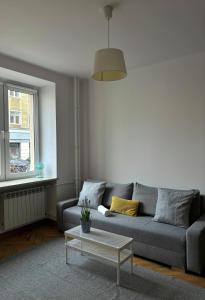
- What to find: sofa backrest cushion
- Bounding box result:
[132,183,158,216]
[201,195,205,215]
[190,190,201,224]
[102,182,133,208]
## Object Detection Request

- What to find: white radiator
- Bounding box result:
[3,187,45,231]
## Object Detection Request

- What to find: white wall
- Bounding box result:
[39,85,57,178]
[80,79,89,180]
[0,53,75,218]
[85,52,205,194]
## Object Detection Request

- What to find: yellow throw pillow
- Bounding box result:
[110,196,139,217]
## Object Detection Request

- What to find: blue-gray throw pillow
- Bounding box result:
[154,188,194,228]
[78,181,106,209]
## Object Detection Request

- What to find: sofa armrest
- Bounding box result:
[56,198,78,231]
[186,214,205,274]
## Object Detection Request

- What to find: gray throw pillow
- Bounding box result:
[154,188,194,228]
[78,181,106,209]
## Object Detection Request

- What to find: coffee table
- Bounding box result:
[64,225,134,286]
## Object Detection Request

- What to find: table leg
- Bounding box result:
[130,242,133,274]
[65,236,68,264]
[81,240,83,256]
[117,250,120,286]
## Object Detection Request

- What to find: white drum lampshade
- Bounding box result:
[91,5,127,82]
[92,48,127,81]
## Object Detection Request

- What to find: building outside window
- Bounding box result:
[9,142,20,159]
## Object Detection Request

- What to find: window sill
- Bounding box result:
[0,177,57,192]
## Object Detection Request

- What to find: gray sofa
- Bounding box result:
[57,182,205,275]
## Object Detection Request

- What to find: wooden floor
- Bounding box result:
[0,220,204,289]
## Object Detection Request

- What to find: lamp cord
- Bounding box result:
[107,18,110,48]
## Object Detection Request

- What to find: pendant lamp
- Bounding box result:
[92,5,127,81]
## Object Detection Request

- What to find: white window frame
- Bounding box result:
[3,83,39,180]
[0,83,5,181]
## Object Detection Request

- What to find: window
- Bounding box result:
[9,90,20,97]
[9,111,22,125]
[0,83,39,180]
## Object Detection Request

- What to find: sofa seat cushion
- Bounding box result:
[63,206,186,253]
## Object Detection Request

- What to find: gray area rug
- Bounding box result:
[0,238,204,300]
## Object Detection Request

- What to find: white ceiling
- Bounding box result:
[0,0,204,77]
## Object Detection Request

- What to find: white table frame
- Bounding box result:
[65,226,134,286]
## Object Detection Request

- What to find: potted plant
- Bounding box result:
[80,198,91,233]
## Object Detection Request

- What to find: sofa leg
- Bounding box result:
[184,268,204,276]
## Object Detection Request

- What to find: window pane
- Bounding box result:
[10,114,14,123]
[0,83,4,179]
[15,115,20,124]
[8,89,35,174]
